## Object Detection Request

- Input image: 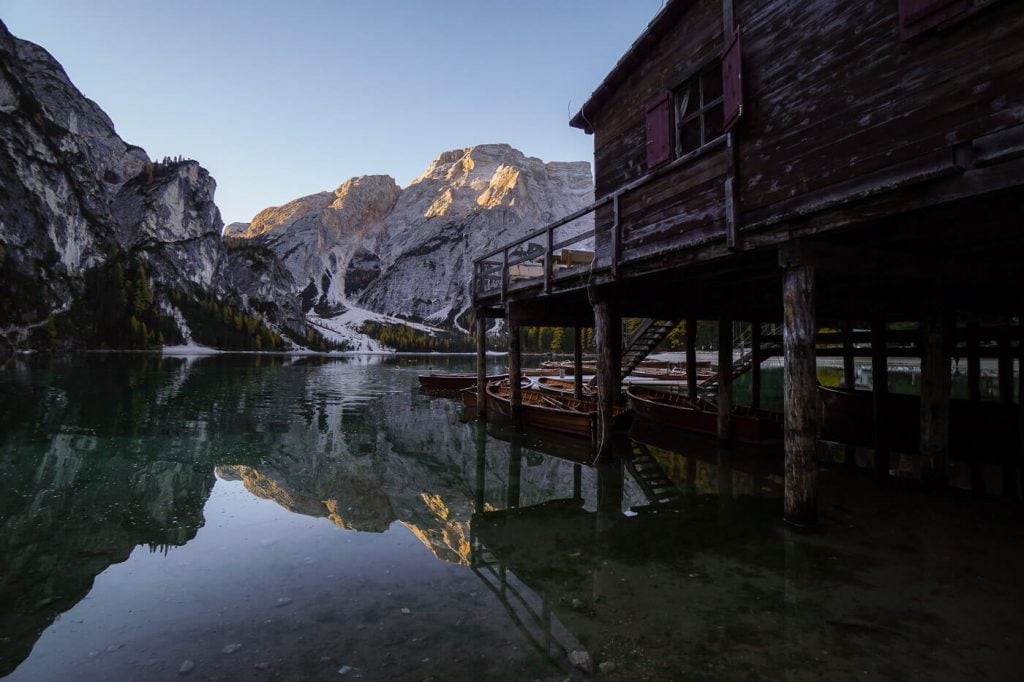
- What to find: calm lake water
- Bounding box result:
[1,354,1022,681]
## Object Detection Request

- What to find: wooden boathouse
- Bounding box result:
[472,0,1024,528]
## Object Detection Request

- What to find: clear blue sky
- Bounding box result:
[1,1,664,225]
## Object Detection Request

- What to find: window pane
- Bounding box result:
[704,103,724,142]
[702,67,723,104]
[676,83,695,119]
[680,119,701,154]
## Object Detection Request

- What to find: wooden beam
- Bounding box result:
[843,321,856,389]
[967,320,981,402]
[783,263,818,529]
[573,326,584,399]
[509,325,522,427]
[476,316,489,421]
[718,315,734,445]
[919,305,950,489]
[594,300,622,459]
[507,441,522,509]
[872,315,890,479]
[686,318,698,397]
[751,320,762,410]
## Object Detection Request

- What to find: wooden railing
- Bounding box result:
[472,136,729,304]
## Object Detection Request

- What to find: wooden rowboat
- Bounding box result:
[535,376,596,398]
[485,381,631,439]
[626,386,783,445]
[418,372,504,392]
[461,377,533,409]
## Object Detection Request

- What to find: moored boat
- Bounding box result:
[418,372,504,392]
[485,381,631,439]
[535,376,597,398]
[627,386,783,445]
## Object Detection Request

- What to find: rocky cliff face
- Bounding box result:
[0,20,308,351]
[231,144,594,339]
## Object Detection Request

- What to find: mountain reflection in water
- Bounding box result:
[2,354,1022,680]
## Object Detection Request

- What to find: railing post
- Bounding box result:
[501,248,509,302]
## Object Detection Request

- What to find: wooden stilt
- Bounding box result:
[999,326,1016,497]
[751,320,763,409]
[782,262,818,529]
[507,441,522,509]
[686,318,698,397]
[967,320,980,402]
[966,320,984,494]
[573,326,584,400]
[843,321,856,390]
[594,300,621,459]
[872,315,890,479]
[475,422,487,514]
[919,305,950,490]
[573,463,583,500]
[718,316,734,444]
[509,324,522,427]
[476,315,488,421]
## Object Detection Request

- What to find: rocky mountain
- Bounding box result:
[231,144,594,345]
[0,20,311,352]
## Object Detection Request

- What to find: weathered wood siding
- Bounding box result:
[591,0,725,258]
[736,0,1024,214]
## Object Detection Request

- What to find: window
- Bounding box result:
[675,63,725,157]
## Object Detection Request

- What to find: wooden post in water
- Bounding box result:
[919,305,950,490]
[718,315,734,445]
[966,320,984,494]
[751,320,763,410]
[686,318,698,397]
[872,315,890,479]
[594,300,621,459]
[476,315,488,421]
[573,463,583,500]
[509,325,523,427]
[781,259,818,529]
[573,326,584,400]
[967,320,981,402]
[507,441,522,509]
[999,325,1016,498]
[474,422,487,514]
[843,321,856,390]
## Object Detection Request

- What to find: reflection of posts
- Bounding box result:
[507,442,522,510]
[475,423,487,514]
[595,457,623,533]
[572,463,582,501]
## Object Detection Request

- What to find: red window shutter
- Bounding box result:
[722,27,743,132]
[646,93,672,169]
[899,0,970,39]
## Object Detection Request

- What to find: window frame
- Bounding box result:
[673,60,726,159]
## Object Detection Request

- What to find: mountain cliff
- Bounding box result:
[230,144,594,346]
[0,20,312,351]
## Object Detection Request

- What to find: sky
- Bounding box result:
[1,0,665,225]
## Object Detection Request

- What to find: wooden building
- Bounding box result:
[473,0,1024,527]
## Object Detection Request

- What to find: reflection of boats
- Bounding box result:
[419,372,504,392]
[535,376,596,398]
[486,381,632,439]
[818,386,1021,458]
[626,386,783,445]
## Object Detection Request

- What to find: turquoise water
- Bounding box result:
[1,355,1020,680]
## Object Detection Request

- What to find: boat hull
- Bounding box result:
[486,383,631,439]
[627,387,783,445]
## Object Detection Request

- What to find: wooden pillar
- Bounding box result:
[967,320,980,402]
[751,320,763,409]
[573,463,583,500]
[476,315,489,421]
[686,318,698,397]
[594,300,621,459]
[843,321,856,390]
[919,305,950,490]
[573,326,584,400]
[718,315,734,444]
[474,422,487,514]
[509,324,522,427]
[999,328,1013,404]
[782,263,818,529]
[872,316,890,479]
[507,441,522,509]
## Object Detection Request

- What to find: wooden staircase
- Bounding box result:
[621,319,680,379]
[699,323,781,396]
[624,444,683,506]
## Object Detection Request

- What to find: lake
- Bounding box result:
[1,354,1022,680]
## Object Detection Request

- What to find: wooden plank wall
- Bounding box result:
[736,0,1024,213]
